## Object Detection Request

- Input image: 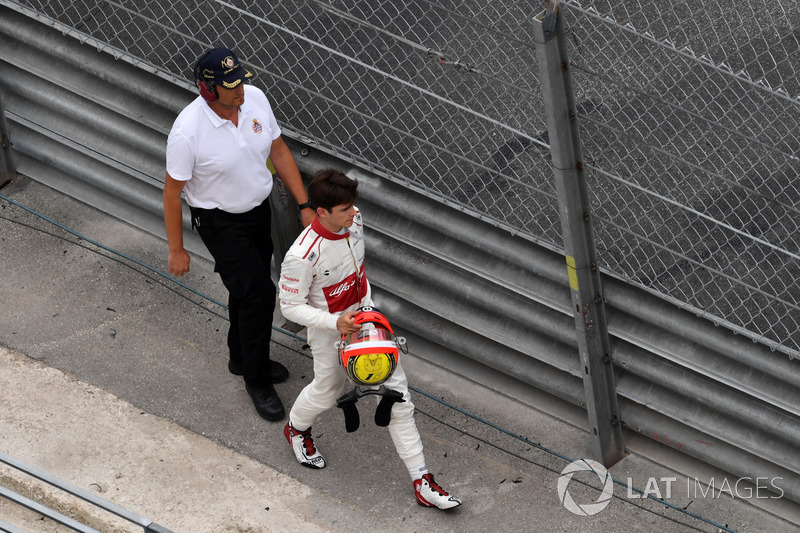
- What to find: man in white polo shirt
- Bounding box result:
[163,47,314,422]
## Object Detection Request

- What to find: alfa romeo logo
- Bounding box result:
[557,459,614,516]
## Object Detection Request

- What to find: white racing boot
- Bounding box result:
[284,421,326,469]
[414,473,462,509]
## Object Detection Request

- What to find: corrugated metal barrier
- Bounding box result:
[1,4,798,519]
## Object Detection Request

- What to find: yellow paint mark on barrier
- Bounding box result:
[566,255,579,291]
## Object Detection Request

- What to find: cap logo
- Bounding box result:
[220,78,243,89]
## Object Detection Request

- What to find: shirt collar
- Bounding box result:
[200,96,253,127]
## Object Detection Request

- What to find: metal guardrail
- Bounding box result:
[0,452,173,533]
[0,0,798,519]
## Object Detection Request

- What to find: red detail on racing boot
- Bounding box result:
[284,421,325,469]
[414,473,462,509]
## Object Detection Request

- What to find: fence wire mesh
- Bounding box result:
[4,0,798,359]
[565,1,800,359]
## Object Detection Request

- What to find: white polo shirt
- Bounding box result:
[166,85,282,213]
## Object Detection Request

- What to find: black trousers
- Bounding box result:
[191,200,276,388]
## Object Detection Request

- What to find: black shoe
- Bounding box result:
[229,360,290,384]
[245,384,285,421]
[228,359,243,375]
[270,361,290,383]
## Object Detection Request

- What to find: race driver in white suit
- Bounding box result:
[278,168,462,510]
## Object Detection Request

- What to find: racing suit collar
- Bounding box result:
[311,217,350,240]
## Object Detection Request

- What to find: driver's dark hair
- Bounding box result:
[307,169,358,212]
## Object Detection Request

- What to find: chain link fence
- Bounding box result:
[4,0,798,359]
[566,1,800,359]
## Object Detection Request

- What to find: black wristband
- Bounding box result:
[298,201,313,210]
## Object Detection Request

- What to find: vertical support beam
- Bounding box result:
[532,2,624,467]
[0,91,16,189]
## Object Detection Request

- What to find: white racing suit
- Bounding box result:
[278,210,424,469]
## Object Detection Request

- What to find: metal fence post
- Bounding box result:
[532,1,624,467]
[0,91,16,189]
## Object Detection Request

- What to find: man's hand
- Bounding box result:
[336,310,362,335]
[300,208,315,228]
[168,248,191,276]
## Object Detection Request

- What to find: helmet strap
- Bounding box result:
[336,386,405,433]
[375,392,404,427]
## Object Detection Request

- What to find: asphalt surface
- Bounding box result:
[1,176,798,532]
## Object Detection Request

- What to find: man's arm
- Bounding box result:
[163,173,191,276]
[270,136,315,227]
[279,256,362,335]
[279,250,342,331]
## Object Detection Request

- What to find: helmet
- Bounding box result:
[339,307,398,386]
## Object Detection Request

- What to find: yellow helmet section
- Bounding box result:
[347,352,397,385]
